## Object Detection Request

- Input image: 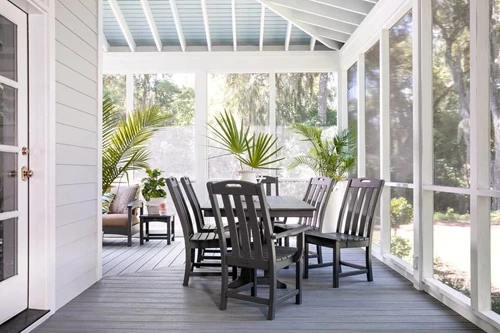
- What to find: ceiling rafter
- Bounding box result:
[299,22,350,42]
[310,37,316,51]
[140,0,162,52]
[268,0,364,26]
[107,0,136,52]
[285,22,292,51]
[102,32,110,52]
[258,0,343,50]
[294,12,357,35]
[231,0,237,51]
[259,4,265,51]
[311,0,374,15]
[201,0,212,51]
[169,0,186,52]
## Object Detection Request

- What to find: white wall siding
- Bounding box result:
[54,0,99,309]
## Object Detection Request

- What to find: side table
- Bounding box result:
[139,213,175,245]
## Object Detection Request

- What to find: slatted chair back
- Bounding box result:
[298,177,334,231]
[180,177,206,232]
[258,175,279,196]
[166,177,195,238]
[207,180,275,268]
[336,178,385,238]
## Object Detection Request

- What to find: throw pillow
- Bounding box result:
[109,184,140,214]
[102,192,115,214]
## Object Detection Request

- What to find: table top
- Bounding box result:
[201,195,315,218]
[139,212,175,219]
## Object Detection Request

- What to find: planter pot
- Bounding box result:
[322,181,348,233]
[146,197,166,215]
[238,170,258,183]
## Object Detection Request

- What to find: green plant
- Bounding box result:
[288,123,356,183]
[141,168,167,201]
[207,111,284,169]
[102,95,170,194]
[391,236,412,260]
[390,197,414,235]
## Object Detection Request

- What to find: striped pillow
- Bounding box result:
[102,192,115,214]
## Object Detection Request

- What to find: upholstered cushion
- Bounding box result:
[102,192,115,214]
[102,214,139,227]
[109,185,139,214]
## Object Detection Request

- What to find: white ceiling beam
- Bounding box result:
[107,0,136,52]
[293,11,356,35]
[259,0,343,50]
[298,22,350,42]
[169,0,186,52]
[268,0,364,26]
[310,37,316,51]
[231,0,237,51]
[311,0,374,15]
[285,22,292,51]
[102,32,110,52]
[201,0,212,51]
[140,0,162,52]
[259,4,265,51]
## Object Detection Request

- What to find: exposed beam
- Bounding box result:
[140,0,162,52]
[310,37,316,51]
[169,0,186,52]
[107,0,136,52]
[259,0,343,50]
[102,32,110,52]
[293,11,357,35]
[285,22,292,51]
[259,4,265,51]
[311,0,374,15]
[201,0,212,51]
[231,0,237,51]
[299,22,350,42]
[268,0,364,26]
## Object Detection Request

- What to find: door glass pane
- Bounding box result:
[0,218,17,282]
[0,152,17,213]
[365,42,380,179]
[0,15,17,81]
[390,187,413,263]
[0,84,17,146]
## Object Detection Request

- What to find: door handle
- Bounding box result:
[21,166,33,181]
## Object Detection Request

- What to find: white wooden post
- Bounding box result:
[195,70,208,202]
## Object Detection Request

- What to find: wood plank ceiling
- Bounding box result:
[103,0,379,52]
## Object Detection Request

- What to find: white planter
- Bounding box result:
[146,197,165,215]
[238,170,258,183]
[322,181,348,233]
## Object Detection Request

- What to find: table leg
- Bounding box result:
[146,221,150,242]
[139,219,144,245]
[167,218,171,245]
[172,216,175,241]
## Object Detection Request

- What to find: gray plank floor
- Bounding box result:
[35,239,483,332]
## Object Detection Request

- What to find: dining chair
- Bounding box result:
[274,177,334,264]
[304,178,385,288]
[207,180,309,320]
[166,177,235,286]
[258,175,279,196]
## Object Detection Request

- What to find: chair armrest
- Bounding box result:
[127,200,144,211]
[271,225,310,240]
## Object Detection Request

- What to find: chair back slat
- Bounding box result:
[299,177,334,230]
[207,180,274,263]
[336,178,385,238]
[166,177,195,238]
[258,175,279,196]
[180,177,205,232]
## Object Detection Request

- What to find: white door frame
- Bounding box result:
[8,0,56,315]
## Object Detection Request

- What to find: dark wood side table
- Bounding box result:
[139,213,175,245]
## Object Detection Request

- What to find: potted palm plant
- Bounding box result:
[207,111,284,182]
[289,123,356,231]
[141,168,167,214]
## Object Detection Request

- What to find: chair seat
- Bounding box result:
[226,246,297,263]
[306,231,369,242]
[102,214,139,227]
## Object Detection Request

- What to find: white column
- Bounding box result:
[195,70,208,202]
[357,53,366,178]
[126,73,134,112]
[470,0,491,312]
[380,29,391,254]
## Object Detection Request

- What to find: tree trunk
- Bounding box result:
[318,73,328,125]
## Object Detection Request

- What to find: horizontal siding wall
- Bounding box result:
[54,0,99,310]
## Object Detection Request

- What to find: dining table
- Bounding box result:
[200,195,316,289]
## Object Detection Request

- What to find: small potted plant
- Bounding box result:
[141,168,167,214]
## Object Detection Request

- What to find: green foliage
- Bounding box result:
[391,236,412,261]
[288,124,356,183]
[433,207,470,222]
[102,95,170,194]
[390,197,413,233]
[141,168,167,201]
[207,111,284,170]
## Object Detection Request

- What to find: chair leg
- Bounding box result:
[296,258,302,304]
[190,249,196,272]
[333,243,340,288]
[127,233,132,247]
[251,269,257,297]
[220,263,229,311]
[366,245,373,282]
[304,243,309,279]
[316,245,323,264]
[284,236,290,247]
[183,247,193,286]
[196,249,204,266]
[231,266,237,280]
[267,269,276,320]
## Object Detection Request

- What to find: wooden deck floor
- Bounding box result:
[35,237,483,332]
